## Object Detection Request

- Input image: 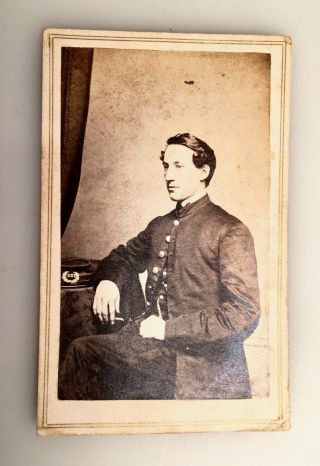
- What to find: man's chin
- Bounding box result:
[168,192,183,201]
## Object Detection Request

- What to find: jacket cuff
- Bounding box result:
[92,266,129,292]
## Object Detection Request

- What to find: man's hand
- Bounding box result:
[93,280,120,325]
[139,315,166,340]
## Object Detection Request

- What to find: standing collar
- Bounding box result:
[180,190,207,207]
[175,193,211,218]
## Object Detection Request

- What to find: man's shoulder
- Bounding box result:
[206,202,254,243]
[206,201,243,226]
[147,210,176,228]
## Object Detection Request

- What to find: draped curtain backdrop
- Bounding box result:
[61,47,93,236]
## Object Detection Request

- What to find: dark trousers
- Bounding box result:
[59,319,176,400]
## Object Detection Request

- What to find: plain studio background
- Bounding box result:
[1,0,320,466]
[62,49,270,396]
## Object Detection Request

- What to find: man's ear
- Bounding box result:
[199,164,210,181]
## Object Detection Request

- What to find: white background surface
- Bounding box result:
[1,1,320,465]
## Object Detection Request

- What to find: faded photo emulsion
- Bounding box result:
[39,31,290,434]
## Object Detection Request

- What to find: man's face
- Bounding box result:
[162,144,208,202]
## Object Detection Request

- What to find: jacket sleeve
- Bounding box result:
[164,221,261,345]
[92,219,154,294]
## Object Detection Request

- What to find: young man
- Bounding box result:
[59,133,260,400]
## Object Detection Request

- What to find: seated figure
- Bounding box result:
[59,133,260,400]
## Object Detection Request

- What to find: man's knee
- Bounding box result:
[66,334,112,363]
[64,336,97,364]
[68,335,90,353]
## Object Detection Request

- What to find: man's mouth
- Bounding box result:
[168,186,179,191]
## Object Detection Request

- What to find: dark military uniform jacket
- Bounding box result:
[93,194,260,399]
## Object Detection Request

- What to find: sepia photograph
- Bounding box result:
[38,29,290,434]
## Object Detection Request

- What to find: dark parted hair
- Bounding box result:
[160,133,216,187]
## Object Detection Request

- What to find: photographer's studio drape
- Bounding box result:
[61,47,94,236]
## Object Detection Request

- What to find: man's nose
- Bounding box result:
[164,167,174,181]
